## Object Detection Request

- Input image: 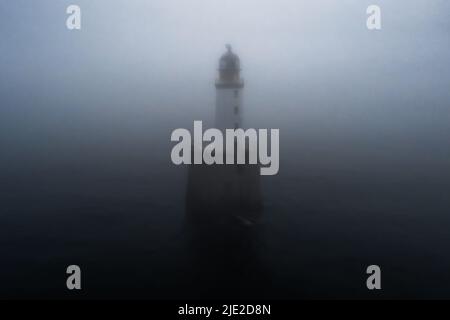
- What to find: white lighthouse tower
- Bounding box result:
[215,45,244,130]
[185,45,262,224]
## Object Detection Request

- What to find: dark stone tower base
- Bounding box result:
[185,162,262,226]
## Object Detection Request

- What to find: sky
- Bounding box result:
[2,1,450,103]
[1,0,450,171]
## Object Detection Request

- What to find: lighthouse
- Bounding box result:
[185,45,262,225]
[215,45,244,130]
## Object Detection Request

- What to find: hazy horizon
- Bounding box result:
[1,0,450,299]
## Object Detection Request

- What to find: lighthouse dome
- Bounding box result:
[219,45,240,71]
[218,45,241,81]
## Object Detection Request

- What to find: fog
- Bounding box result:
[1,0,449,179]
[1,0,450,183]
[1,0,450,299]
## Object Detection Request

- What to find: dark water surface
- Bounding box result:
[1,99,450,299]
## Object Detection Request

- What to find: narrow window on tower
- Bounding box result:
[234,90,239,98]
[234,106,239,115]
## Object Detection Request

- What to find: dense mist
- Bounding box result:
[1,0,450,299]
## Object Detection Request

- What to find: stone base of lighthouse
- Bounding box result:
[185,151,262,226]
